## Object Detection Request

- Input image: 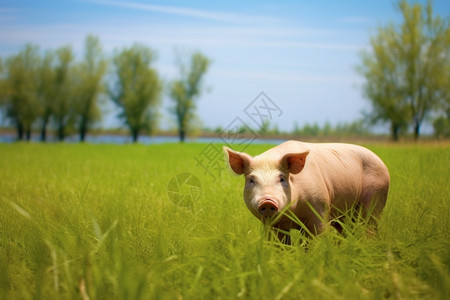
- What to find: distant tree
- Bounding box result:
[2,44,41,140]
[74,35,107,142]
[258,120,270,135]
[399,0,450,140]
[291,120,370,137]
[110,44,161,143]
[358,0,450,141]
[322,121,333,136]
[0,59,7,127]
[433,116,450,139]
[271,123,280,135]
[340,120,371,136]
[169,51,210,142]
[292,121,301,135]
[433,108,450,139]
[433,56,450,139]
[0,57,6,107]
[303,122,320,136]
[52,46,76,141]
[358,25,410,141]
[38,51,56,141]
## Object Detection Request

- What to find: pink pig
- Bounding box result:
[224,140,390,243]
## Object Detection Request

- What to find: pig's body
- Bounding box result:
[225,140,390,239]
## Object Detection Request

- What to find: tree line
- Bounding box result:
[214,120,371,137]
[1,0,449,143]
[0,35,210,142]
[358,0,450,141]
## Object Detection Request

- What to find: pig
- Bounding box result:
[224,140,390,243]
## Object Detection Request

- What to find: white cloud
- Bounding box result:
[86,0,280,24]
[0,20,364,56]
[0,7,18,22]
[0,8,15,13]
[212,69,361,84]
[340,17,373,24]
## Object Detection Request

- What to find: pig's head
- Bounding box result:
[224,146,309,223]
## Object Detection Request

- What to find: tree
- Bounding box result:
[433,111,450,139]
[258,120,271,135]
[38,50,56,141]
[2,44,41,141]
[359,0,450,140]
[400,0,450,140]
[358,25,410,141]
[74,35,107,142]
[110,44,161,143]
[0,57,6,109]
[52,46,76,141]
[433,82,450,139]
[169,51,210,142]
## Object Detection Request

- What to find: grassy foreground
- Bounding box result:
[0,142,449,299]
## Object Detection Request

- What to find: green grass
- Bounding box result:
[0,142,449,299]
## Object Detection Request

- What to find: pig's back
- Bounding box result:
[260,140,387,177]
[264,140,388,193]
[303,142,388,179]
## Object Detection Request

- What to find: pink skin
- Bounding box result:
[242,163,295,222]
[224,140,390,244]
[224,145,309,241]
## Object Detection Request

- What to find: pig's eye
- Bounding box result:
[246,176,256,187]
[279,175,288,186]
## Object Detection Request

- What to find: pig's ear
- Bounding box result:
[223,146,252,175]
[281,151,310,174]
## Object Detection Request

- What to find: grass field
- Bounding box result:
[0,142,449,299]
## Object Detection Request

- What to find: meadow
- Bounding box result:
[0,142,449,299]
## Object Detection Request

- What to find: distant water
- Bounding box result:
[0,133,286,145]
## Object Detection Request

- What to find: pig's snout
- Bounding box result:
[258,200,279,218]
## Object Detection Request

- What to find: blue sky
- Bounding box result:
[1,0,449,132]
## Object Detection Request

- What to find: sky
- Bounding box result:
[1,0,449,133]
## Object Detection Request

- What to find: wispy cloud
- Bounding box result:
[340,16,373,24]
[87,0,279,24]
[0,7,18,22]
[0,21,363,57]
[0,8,15,13]
[213,69,361,84]
[1,1,362,56]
